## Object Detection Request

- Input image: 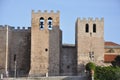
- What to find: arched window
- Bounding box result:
[85,24,89,33]
[40,17,44,30]
[93,24,96,33]
[48,17,52,30]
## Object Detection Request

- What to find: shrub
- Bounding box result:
[95,66,120,80]
[86,62,96,71]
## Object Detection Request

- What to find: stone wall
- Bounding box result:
[30,10,60,76]
[49,26,61,76]
[0,25,31,77]
[0,25,7,75]
[60,44,77,76]
[75,18,104,74]
[8,28,31,77]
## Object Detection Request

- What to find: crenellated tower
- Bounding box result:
[75,18,104,75]
[29,10,61,76]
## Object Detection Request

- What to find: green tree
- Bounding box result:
[86,62,96,71]
[86,62,96,80]
[95,66,120,80]
[111,55,120,67]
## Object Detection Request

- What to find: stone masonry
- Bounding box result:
[29,10,61,76]
[75,18,104,74]
[0,10,119,77]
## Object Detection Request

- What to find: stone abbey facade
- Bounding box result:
[0,10,120,77]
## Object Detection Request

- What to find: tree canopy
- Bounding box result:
[111,55,120,67]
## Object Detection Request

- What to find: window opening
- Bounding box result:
[85,24,89,32]
[14,54,16,61]
[48,17,52,30]
[93,24,96,33]
[40,17,44,30]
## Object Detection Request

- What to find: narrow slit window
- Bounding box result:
[40,17,44,30]
[14,54,16,61]
[85,24,89,33]
[93,24,96,33]
[48,17,52,30]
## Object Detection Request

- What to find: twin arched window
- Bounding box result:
[85,23,96,33]
[39,17,53,30]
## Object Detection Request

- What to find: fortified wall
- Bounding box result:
[60,44,77,76]
[0,10,107,77]
[0,25,31,77]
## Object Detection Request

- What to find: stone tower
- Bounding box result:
[75,18,104,74]
[29,10,61,76]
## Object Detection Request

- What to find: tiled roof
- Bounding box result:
[104,54,118,63]
[105,42,120,46]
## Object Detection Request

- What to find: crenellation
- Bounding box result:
[0,25,4,27]
[50,10,54,13]
[22,27,25,29]
[38,10,41,13]
[78,17,104,22]
[5,25,8,27]
[32,10,34,13]
[0,25,6,30]
[17,27,20,29]
[82,18,87,21]
[9,26,14,30]
[44,10,47,13]
[8,26,14,30]
[101,17,104,21]
[28,27,31,30]
[57,10,60,14]
[95,17,99,21]
[32,10,60,15]
[4,26,32,31]
[88,17,93,21]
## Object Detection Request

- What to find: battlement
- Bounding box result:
[31,10,60,19]
[11,26,31,30]
[32,10,60,14]
[78,17,104,22]
[0,25,31,31]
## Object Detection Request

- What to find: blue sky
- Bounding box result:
[0,0,120,44]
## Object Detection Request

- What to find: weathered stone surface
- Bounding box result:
[60,45,77,76]
[3,76,88,80]
[29,11,61,76]
[1,10,119,77]
[0,26,7,75]
[75,18,104,74]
